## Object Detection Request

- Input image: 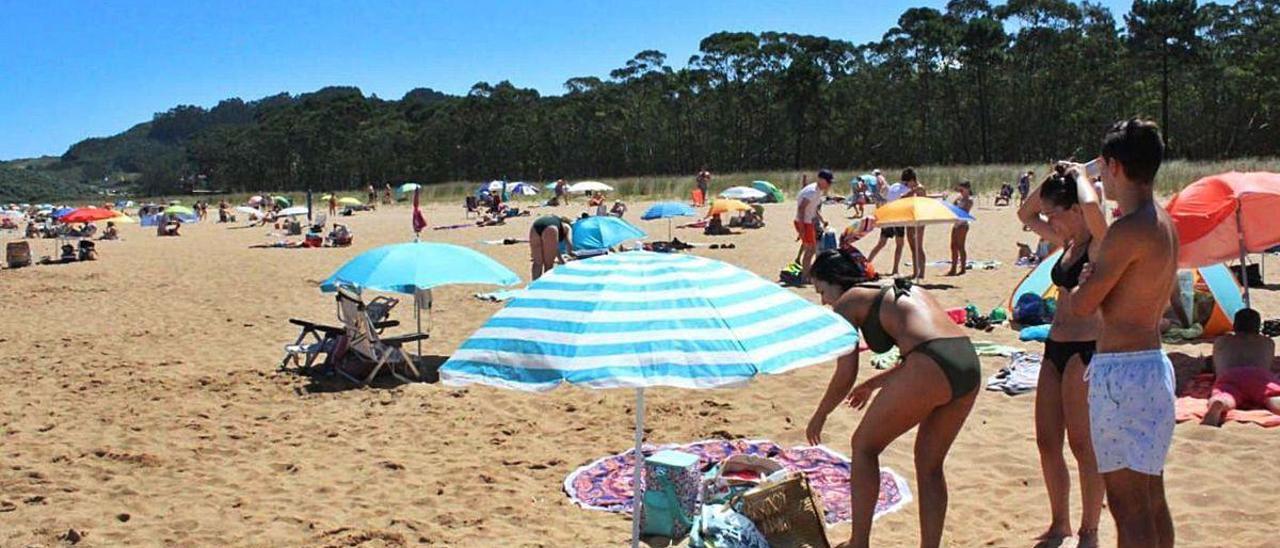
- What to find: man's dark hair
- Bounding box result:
[901,168,917,182]
[1234,308,1261,334]
[1101,118,1164,185]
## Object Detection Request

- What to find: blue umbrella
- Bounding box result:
[641,201,697,240]
[52,206,75,219]
[321,242,519,294]
[640,202,696,220]
[440,251,859,546]
[571,215,646,251]
[321,242,520,354]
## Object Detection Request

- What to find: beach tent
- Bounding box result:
[750,180,784,203]
[1008,253,1245,337]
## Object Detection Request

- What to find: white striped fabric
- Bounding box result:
[439,251,860,391]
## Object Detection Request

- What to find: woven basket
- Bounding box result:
[735,472,830,548]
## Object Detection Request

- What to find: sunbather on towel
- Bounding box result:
[1203,308,1279,427]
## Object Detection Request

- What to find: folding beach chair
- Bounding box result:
[280,293,399,371]
[334,286,429,384]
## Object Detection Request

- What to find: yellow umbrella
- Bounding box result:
[320,194,334,201]
[873,197,976,227]
[108,212,136,224]
[339,197,363,206]
[708,199,752,216]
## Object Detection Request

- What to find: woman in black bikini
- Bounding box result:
[805,250,979,548]
[529,215,572,280]
[1017,165,1109,547]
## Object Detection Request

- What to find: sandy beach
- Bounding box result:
[1,197,1276,547]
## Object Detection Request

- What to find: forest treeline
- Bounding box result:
[11,0,1280,199]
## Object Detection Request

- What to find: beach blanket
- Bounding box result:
[563,439,911,524]
[473,289,525,302]
[986,352,1043,396]
[1176,373,1280,427]
[907,259,1002,270]
[973,341,1023,357]
[482,238,528,245]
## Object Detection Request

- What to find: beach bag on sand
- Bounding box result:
[703,455,785,505]
[779,262,804,286]
[733,472,830,548]
[1013,293,1049,326]
[6,241,31,268]
[689,504,769,548]
[641,450,701,539]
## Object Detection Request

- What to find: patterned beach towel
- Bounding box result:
[563,438,912,524]
[1176,373,1280,427]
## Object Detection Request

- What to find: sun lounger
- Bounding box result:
[334,286,428,384]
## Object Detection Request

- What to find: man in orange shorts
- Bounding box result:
[794,169,832,283]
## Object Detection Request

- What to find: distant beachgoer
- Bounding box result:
[554,179,568,205]
[610,200,627,218]
[1067,118,1177,547]
[873,169,888,205]
[1018,170,1034,206]
[867,172,911,275]
[695,167,711,206]
[795,170,833,283]
[328,194,337,216]
[900,169,929,280]
[806,252,979,548]
[384,184,392,205]
[947,181,974,277]
[1203,308,1279,426]
[849,177,868,217]
[367,184,376,205]
[530,215,572,280]
[100,221,119,241]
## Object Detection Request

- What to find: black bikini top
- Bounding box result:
[1051,247,1089,290]
[861,278,913,353]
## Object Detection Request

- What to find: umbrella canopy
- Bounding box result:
[510,182,539,195]
[873,197,975,227]
[751,180,784,203]
[272,195,292,207]
[51,206,76,219]
[57,207,119,224]
[163,205,195,216]
[398,183,422,194]
[277,206,309,217]
[107,212,136,224]
[568,181,613,193]
[338,197,362,206]
[641,202,696,221]
[719,186,768,201]
[248,196,264,205]
[319,194,334,201]
[708,199,753,216]
[0,210,24,219]
[440,251,859,389]
[1166,172,1280,268]
[571,216,647,250]
[320,242,520,294]
[235,206,263,218]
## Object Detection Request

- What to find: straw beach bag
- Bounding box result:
[734,472,830,548]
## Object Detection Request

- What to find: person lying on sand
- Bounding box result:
[1203,308,1279,426]
[806,250,979,548]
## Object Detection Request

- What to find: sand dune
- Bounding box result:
[1,197,1276,547]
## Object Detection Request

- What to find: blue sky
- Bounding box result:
[1,0,1138,160]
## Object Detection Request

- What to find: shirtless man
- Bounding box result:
[1203,308,1278,426]
[1068,118,1178,548]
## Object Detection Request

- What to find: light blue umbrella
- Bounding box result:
[321,242,519,293]
[641,201,697,239]
[321,242,520,354]
[571,215,646,251]
[440,251,859,546]
[398,182,422,195]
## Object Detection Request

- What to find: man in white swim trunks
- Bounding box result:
[1069,118,1178,547]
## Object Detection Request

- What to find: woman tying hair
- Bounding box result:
[529,215,573,280]
[1016,164,1109,547]
[806,250,979,548]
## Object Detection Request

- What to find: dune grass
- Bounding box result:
[129,158,1280,206]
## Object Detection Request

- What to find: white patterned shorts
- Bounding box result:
[1086,350,1175,476]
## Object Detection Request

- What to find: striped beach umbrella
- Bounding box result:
[440,251,858,546]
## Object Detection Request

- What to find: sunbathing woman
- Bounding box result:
[529,215,572,280]
[1016,164,1109,547]
[806,250,979,548]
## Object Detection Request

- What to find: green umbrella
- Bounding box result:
[164,205,195,216]
[272,195,292,207]
[398,183,422,194]
[751,180,784,203]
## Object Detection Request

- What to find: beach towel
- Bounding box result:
[1162,324,1205,343]
[986,352,1043,396]
[907,259,1001,270]
[563,439,911,524]
[482,238,529,245]
[1019,324,1051,342]
[870,347,900,370]
[432,223,474,231]
[473,289,525,302]
[1176,373,1280,427]
[972,341,1023,357]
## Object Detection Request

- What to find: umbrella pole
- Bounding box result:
[416,306,423,356]
[1237,204,1250,308]
[630,387,645,548]
[667,218,672,241]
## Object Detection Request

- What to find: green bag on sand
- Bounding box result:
[989,307,1008,323]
